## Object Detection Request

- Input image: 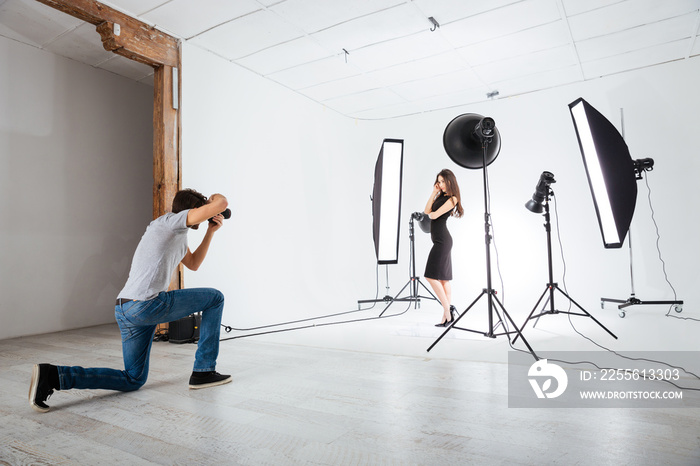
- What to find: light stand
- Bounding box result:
[359,139,405,307]
[359,213,439,316]
[514,181,617,343]
[600,160,684,317]
[427,115,536,360]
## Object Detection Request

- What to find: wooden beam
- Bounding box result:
[36,0,183,291]
[153,64,180,219]
[154,62,183,292]
[36,0,178,67]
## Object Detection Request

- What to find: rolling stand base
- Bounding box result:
[602,297,684,318]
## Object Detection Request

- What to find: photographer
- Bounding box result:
[30,189,231,412]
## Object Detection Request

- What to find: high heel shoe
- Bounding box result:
[450,305,458,321]
[435,316,454,327]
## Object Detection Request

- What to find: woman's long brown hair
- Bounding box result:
[435,169,464,218]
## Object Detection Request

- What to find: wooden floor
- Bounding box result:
[2,323,699,465]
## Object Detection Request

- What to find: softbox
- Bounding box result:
[372,139,404,264]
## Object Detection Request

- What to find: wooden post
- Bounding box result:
[153,64,180,219]
[154,64,183,292]
[36,0,183,293]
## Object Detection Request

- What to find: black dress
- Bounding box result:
[424,194,453,280]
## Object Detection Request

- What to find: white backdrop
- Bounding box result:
[182,42,700,360]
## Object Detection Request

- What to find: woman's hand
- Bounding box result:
[426,182,442,215]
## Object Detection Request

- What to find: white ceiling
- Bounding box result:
[2,0,700,119]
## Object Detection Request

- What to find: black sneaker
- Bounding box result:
[29,364,55,413]
[188,371,232,390]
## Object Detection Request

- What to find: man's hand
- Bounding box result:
[207,213,224,233]
[182,197,228,271]
[187,194,229,227]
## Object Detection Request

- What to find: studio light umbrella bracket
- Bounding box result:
[426,114,537,360]
[514,171,617,343]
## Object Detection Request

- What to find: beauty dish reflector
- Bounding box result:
[443,113,501,169]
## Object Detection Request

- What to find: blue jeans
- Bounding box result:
[57,288,225,391]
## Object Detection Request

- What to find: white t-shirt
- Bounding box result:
[117,210,189,301]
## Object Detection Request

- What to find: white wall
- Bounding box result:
[181,43,386,322]
[182,43,699,359]
[0,36,153,340]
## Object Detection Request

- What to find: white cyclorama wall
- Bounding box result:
[0,36,153,340]
[181,44,388,326]
[182,42,699,356]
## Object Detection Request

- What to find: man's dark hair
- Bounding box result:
[172,189,207,213]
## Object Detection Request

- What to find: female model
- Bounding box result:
[424,169,463,326]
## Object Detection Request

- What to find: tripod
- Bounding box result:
[514,192,617,343]
[427,143,537,360]
[358,214,439,316]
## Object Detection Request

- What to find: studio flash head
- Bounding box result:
[525,171,556,214]
[411,211,431,234]
[473,117,496,141]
